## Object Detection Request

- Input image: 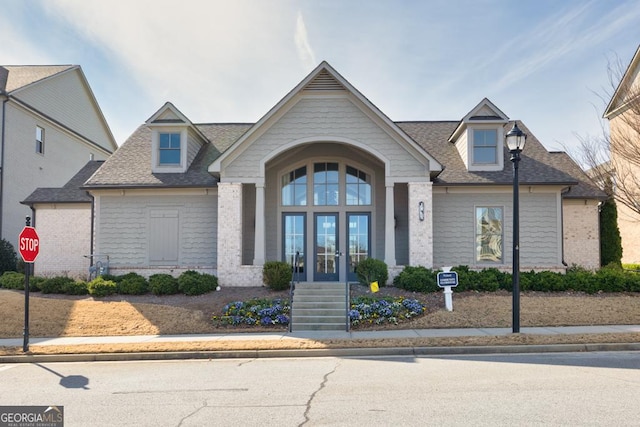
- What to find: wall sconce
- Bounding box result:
[418,201,425,221]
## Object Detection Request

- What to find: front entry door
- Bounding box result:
[347,213,370,282]
[314,213,339,281]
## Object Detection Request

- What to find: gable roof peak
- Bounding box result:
[604,44,640,119]
[448,98,510,142]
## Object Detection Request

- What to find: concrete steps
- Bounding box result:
[291,282,348,332]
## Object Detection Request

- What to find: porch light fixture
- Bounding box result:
[418,201,425,221]
[506,121,527,333]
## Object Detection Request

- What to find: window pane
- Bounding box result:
[282,166,307,206]
[345,165,371,205]
[314,162,339,206]
[476,207,503,263]
[159,133,181,165]
[473,129,497,164]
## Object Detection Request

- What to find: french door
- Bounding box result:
[314,213,339,281]
[347,213,370,282]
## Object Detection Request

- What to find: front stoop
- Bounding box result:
[291,282,348,331]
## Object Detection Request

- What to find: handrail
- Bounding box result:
[345,280,351,332]
[289,251,301,333]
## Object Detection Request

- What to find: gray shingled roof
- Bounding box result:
[548,152,607,199]
[22,161,104,205]
[84,123,251,188]
[0,65,75,93]
[83,118,603,199]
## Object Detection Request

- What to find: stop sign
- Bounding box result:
[19,226,40,263]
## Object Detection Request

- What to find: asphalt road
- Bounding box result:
[1,351,639,426]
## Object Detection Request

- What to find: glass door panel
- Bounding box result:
[283,214,305,280]
[314,213,339,281]
[347,213,370,282]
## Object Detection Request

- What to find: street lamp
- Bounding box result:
[506,121,527,333]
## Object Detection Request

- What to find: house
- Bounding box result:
[0,65,117,254]
[603,45,640,264]
[32,62,604,284]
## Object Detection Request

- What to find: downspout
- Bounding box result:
[89,192,95,268]
[0,93,8,238]
[560,187,570,268]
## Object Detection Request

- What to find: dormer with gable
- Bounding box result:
[448,98,509,172]
[147,102,209,173]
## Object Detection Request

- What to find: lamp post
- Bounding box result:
[506,122,527,333]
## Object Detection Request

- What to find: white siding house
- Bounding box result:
[32,62,605,282]
[1,65,116,253]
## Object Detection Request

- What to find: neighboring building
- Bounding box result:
[604,45,640,264]
[0,65,116,249]
[32,62,605,283]
[22,161,103,278]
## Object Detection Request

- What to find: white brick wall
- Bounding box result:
[217,183,263,286]
[563,199,600,270]
[408,182,433,267]
[33,203,91,279]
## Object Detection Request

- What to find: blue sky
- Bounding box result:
[2,0,639,156]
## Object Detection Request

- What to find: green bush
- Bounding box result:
[600,198,622,267]
[87,277,117,297]
[0,271,25,289]
[101,274,121,283]
[29,276,45,292]
[355,258,388,287]
[40,276,75,294]
[117,272,149,295]
[178,270,217,295]
[262,261,292,291]
[0,239,17,275]
[393,266,438,292]
[63,280,89,295]
[149,274,179,295]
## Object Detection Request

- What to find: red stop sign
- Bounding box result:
[19,226,40,263]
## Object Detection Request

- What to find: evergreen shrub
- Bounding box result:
[117,272,149,295]
[87,277,117,297]
[178,270,217,295]
[262,261,292,291]
[355,258,388,287]
[149,273,179,295]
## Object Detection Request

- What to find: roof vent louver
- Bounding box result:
[304,70,346,91]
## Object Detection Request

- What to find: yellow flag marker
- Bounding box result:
[370,281,379,293]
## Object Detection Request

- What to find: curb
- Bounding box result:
[2,342,639,364]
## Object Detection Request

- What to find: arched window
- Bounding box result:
[281,166,307,206]
[346,166,371,205]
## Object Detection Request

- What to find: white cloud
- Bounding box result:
[294,11,316,70]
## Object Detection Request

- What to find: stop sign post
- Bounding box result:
[19,218,39,352]
[19,226,40,263]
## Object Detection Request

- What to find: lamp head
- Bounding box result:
[506,122,527,152]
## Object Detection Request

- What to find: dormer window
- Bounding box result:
[472,129,498,164]
[159,133,181,165]
[151,128,187,173]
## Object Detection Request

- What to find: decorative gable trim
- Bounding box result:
[604,44,640,119]
[448,98,509,142]
[209,61,443,176]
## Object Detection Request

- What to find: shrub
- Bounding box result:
[355,258,388,287]
[600,198,622,267]
[262,261,292,291]
[393,266,438,292]
[0,271,25,289]
[29,276,45,292]
[63,280,89,295]
[40,276,75,294]
[87,277,117,297]
[0,238,17,275]
[178,270,217,295]
[117,272,149,295]
[149,274,179,295]
[101,274,121,283]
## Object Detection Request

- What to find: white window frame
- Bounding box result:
[468,125,504,171]
[36,126,45,155]
[151,127,188,173]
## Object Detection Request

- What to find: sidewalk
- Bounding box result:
[2,324,639,348]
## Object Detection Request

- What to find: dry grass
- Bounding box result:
[1,288,639,356]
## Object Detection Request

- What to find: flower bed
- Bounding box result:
[349,296,425,326]
[212,295,426,328]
